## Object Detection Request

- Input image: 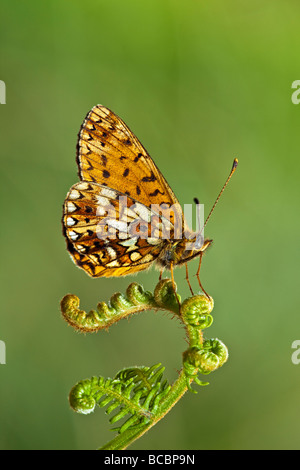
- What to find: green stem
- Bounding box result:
[186,325,203,348]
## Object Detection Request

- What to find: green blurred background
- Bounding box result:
[1,0,299,450]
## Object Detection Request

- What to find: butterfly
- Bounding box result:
[62,105,238,297]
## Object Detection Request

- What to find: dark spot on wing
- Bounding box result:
[134,153,143,163]
[142,171,156,183]
[149,188,164,197]
[89,174,96,183]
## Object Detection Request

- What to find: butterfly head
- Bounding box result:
[175,236,212,266]
[157,236,212,269]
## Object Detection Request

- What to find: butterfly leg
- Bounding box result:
[159,269,164,281]
[170,261,181,311]
[185,263,194,296]
[196,251,211,299]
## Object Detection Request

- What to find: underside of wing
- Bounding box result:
[62,181,171,277]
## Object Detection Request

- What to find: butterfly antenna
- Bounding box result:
[193,197,201,232]
[194,158,238,232]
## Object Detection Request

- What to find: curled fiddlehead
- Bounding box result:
[61,280,179,332]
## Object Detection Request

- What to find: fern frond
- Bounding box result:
[69,364,171,435]
[64,280,229,449]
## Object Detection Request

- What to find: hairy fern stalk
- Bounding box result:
[60,279,228,450]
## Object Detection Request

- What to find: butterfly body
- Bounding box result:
[63,105,211,281]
